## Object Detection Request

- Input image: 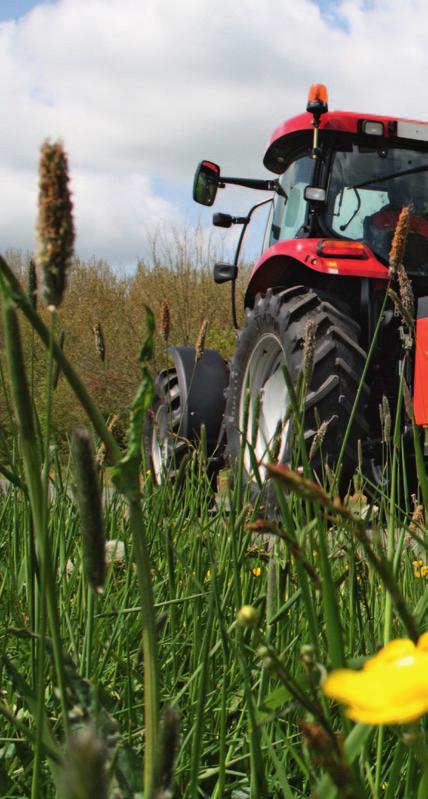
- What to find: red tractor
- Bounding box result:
[147,85,428,491]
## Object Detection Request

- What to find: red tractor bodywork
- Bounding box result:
[247,237,389,298]
[264,110,428,172]
[192,88,428,444]
[244,108,428,427]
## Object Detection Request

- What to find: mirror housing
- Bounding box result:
[193,160,221,206]
[304,186,326,203]
[213,212,233,228]
[213,262,238,284]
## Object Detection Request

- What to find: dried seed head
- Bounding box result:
[52,329,66,390]
[93,321,106,362]
[96,413,120,467]
[250,392,261,445]
[387,287,414,337]
[403,380,415,423]
[299,720,332,755]
[105,538,125,566]
[410,494,424,533]
[62,724,107,799]
[36,140,74,308]
[397,262,415,326]
[269,418,283,463]
[357,438,363,471]
[27,258,38,311]
[195,319,208,361]
[302,319,317,386]
[309,419,328,461]
[381,395,391,442]
[160,300,170,343]
[71,428,106,592]
[154,707,180,799]
[389,205,410,275]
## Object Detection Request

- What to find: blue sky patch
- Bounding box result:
[0,0,54,22]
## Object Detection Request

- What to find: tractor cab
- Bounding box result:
[193,85,428,301]
[265,119,428,277]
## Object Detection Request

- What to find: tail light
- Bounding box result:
[317,240,368,259]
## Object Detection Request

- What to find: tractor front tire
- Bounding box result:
[225,286,369,490]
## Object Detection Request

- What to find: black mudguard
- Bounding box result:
[167,346,229,456]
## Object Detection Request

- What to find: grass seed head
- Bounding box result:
[27,258,38,311]
[154,707,180,799]
[36,140,74,309]
[62,724,107,799]
[96,413,120,467]
[397,262,415,326]
[52,329,66,390]
[160,300,171,343]
[299,720,332,755]
[93,320,106,362]
[302,319,317,386]
[309,419,328,461]
[403,380,415,423]
[381,394,391,442]
[410,494,424,533]
[71,427,106,592]
[389,205,410,275]
[195,319,208,361]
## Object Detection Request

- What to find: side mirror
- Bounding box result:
[213,262,238,284]
[193,160,221,206]
[304,186,326,203]
[213,212,249,228]
[213,212,233,228]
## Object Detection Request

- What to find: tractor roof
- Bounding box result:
[264,110,428,173]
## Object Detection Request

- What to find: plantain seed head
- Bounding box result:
[71,428,106,592]
[389,205,410,275]
[36,140,74,308]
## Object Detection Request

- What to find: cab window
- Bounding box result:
[269,153,314,246]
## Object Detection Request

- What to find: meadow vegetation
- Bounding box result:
[1,237,247,448]
[1,148,428,799]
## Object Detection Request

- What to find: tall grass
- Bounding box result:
[1,159,427,796]
[0,381,428,796]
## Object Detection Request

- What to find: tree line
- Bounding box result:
[1,233,250,448]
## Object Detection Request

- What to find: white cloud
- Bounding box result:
[1,0,428,266]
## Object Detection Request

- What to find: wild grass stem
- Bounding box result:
[0,280,70,742]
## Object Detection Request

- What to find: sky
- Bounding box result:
[0,0,427,271]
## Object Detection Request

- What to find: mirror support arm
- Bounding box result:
[220,176,279,192]
[230,197,273,329]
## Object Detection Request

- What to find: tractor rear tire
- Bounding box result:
[144,347,228,485]
[144,364,188,484]
[225,285,370,491]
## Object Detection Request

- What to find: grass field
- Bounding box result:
[1,150,428,798]
[1,407,428,798]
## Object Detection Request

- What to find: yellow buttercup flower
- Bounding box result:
[251,567,261,577]
[323,633,428,724]
[413,560,425,578]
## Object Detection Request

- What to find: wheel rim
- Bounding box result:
[151,367,185,483]
[239,333,291,479]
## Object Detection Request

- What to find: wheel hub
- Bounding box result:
[239,333,291,479]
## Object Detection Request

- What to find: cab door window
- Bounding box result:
[270,154,314,245]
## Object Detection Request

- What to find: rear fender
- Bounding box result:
[414,298,428,425]
[167,346,229,454]
[245,239,388,307]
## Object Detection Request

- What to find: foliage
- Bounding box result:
[0,238,247,448]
